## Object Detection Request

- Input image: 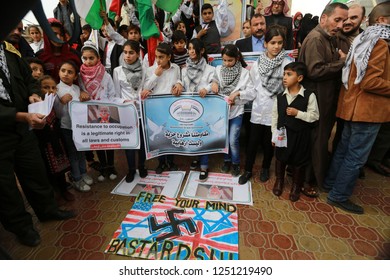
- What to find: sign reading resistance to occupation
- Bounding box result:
[105,192,239,260]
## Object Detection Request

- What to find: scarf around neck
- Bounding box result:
[219,61,242,96]
[257,50,286,96]
[122,59,143,91]
[342,24,390,89]
[185,57,207,92]
[80,61,106,100]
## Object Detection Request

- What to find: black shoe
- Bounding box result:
[221,161,231,173]
[17,228,41,247]
[126,170,136,183]
[327,198,364,214]
[369,163,390,177]
[231,164,240,177]
[168,162,179,171]
[139,167,148,178]
[190,160,199,170]
[155,163,167,174]
[199,170,209,181]
[238,171,252,185]
[260,168,270,182]
[40,210,76,222]
[358,168,365,179]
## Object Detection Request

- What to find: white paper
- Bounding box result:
[27,93,55,117]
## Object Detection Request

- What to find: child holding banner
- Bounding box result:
[142,42,183,174]
[79,41,118,182]
[239,25,292,185]
[182,38,216,181]
[113,40,148,183]
[55,61,94,193]
[211,44,254,178]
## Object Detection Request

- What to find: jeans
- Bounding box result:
[224,114,243,165]
[325,121,381,202]
[62,128,86,182]
[199,155,209,170]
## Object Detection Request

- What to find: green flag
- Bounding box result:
[135,0,160,39]
[74,0,106,30]
[155,0,181,13]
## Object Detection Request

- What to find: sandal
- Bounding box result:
[301,185,319,198]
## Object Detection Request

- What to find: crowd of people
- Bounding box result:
[0,0,389,250]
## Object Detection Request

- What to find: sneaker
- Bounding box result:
[231,164,240,177]
[199,170,208,181]
[168,162,179,171]
[73,179,91,192]
[260,168,270,182]
[221,161,231,173]
[327,198,364,214]
[190,160,199,170]
[104,166,117,180]
[125,170,136,183]
[97,172,106,182]
[139,167,148,178]
[239,171,252,184]
[82,174,93,185]
[155,162,167,174]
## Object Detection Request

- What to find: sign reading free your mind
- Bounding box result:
[105,192,239,260]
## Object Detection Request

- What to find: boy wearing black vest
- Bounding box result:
[271,62,319,202]
[193,3,221,54]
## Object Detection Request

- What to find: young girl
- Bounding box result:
[113,40,148,183]
[79,41,118,182]
[34,75,74,201]
[174,21,187,36]
[271,62,319,201]
[26,57,45,80]
[239,24,292,185]
[28,25,44,54]
[211,44,254,177]
[242,20,251,38]
[142,42,183,174]
[182,38,216,181]
[54,61,94,192]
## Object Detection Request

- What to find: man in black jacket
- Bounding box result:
[235,13,267,53]
[0,39,75,247]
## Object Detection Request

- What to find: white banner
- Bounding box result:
[69,100,140,151]
[111,170,186,198]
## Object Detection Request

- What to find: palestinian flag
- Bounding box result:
[108,0,121,21]
[74,0,108,30]
[155,0,181,13]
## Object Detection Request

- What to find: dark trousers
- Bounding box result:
[125,124,146,170]
[0,131,57,234]
[244,123,274,172]
[96,150,115,167]
[367,122,390,166]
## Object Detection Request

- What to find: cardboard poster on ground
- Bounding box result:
[111,170,186,198]
[105,192,239,260]
[142,94,229,159]
[181,171,253,205]
[69,100,140,151]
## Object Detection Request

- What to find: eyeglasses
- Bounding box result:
[272,1,285,6]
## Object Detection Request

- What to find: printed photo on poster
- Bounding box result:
[87,104,120,124]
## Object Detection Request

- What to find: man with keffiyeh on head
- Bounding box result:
[323,1,390,215]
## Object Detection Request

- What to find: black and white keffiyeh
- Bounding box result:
[257,50,286,96]
[342,24,390,89]
[185,57,207,92]
[122,59,143,91]
[0,45,11,102]
[219,61,242,96]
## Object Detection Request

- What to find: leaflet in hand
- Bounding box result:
[28,93,56,118]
